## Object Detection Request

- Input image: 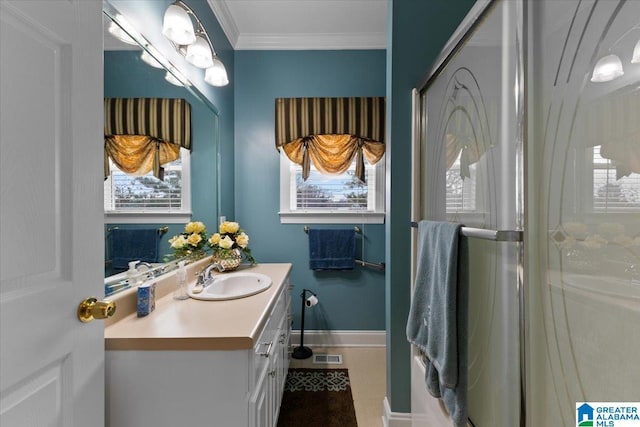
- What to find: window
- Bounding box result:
[592,145,640,211]
[446,153,478,213]
[279,152,385,224]
[104,147,191,223]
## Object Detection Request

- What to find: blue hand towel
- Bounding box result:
[111,228,161,270]
[308,228,356,270]
[406,220,469,427]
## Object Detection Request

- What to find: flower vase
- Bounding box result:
[212,248,242,271]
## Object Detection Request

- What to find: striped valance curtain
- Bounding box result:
[104,98,192,180]
[275,97,386,181]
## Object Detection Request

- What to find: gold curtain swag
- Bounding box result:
[281,134,385,182]
[104,135,180,180]
[104,98,192,180]
[275,97,386,182]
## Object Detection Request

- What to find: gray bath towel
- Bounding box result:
[406,220,469,427]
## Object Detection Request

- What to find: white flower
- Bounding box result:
[219,235,234,249]
[169,235,188,249]
[236,232,249,248]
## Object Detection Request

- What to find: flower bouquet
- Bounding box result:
[208,221,256,270]
[168,221,209,261]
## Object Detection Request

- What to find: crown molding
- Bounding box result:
[207,0,240,48]
[235,32,387,50]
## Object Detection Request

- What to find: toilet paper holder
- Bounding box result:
[292,289,318,360]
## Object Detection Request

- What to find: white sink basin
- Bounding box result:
[188,272,272,301]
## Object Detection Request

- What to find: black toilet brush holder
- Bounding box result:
[292,289,317,360]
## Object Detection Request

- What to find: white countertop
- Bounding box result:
[104,262,292,351]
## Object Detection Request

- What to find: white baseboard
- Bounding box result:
[291,330,386,347]
[382,396,412,427]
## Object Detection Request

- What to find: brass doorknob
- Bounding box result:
[77,297,116,323]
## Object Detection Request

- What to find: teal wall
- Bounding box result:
[104,50,220,266]
[385,0,476,413]
[234,50,387,331]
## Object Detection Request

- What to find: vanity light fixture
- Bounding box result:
[141,49,165,69]
[591,54,624,83]
[632,39,640,64]
[591,26,640,83]
[165,67,192,87]
[162,0,229,87]
[107,19,137,45]
[205,56,229,86]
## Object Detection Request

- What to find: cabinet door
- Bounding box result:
[250,371,269,427]
[267,345,280,426]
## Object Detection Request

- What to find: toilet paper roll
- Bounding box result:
[305,295,318,307]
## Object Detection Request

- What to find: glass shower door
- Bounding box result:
[527,0,640,425]
[417,1,522,426]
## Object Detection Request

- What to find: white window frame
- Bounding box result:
[104,147,192,224]
[278,151,385,224]
[579,145,640,224]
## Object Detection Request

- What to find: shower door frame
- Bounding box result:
[410,0,528,426]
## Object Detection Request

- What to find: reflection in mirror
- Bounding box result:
[103,3,220,296]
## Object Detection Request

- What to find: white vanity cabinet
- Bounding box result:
[250,298,291,427]
[105,264,292,427]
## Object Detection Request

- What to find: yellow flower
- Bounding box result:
[187,232,203,247]
[169,235,187,249]
[236,232,249,248]
[208,233,221,246]
[185,221,206,234]
[220,221,240,234]
[219,235,234,249]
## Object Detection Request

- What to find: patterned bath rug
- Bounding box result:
[277,368,358,427]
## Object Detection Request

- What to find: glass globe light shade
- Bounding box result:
[632,40,640,64]
[591,54,624,82]
[165,70,190,87]
[141,50,164,69]
[162,4,196,45]
[204,56,229,86]
[108,21,137,45]
[185,35,214,69]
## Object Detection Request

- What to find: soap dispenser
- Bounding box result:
[127,260,140,286]
[174,260,189,300]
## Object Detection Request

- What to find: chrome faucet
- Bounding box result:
[198,261,225,284]
[137,262,155,279]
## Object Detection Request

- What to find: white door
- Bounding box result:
[0,0,104,425]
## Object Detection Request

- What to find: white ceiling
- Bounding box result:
[104,1,388,51]
[207,0,388,50]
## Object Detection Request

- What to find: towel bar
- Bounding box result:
[303,225,361,234]
[355,259,385,271]
[304,226,385,271]
[410,222,523,242]
[107,226,169,235]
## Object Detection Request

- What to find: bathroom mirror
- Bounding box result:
[103,2,220,295]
